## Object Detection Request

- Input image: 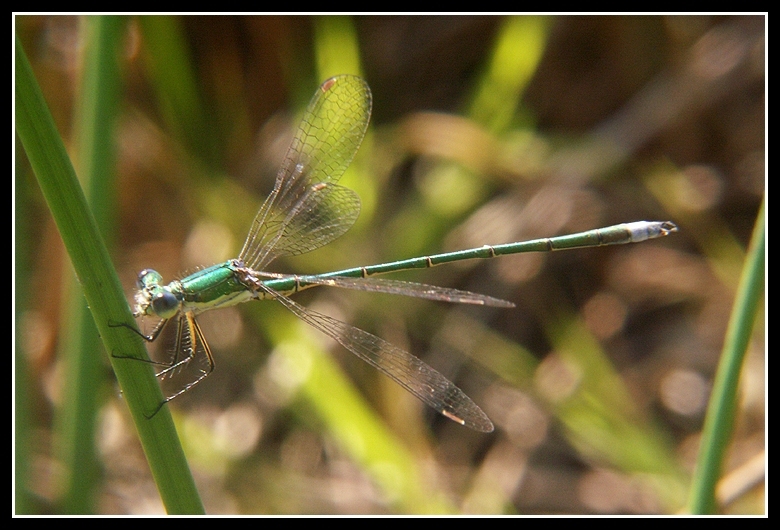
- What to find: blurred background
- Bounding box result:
[15,15,765,514]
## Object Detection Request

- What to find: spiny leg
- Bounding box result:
[150,313,216,409]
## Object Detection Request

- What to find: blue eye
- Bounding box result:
[151,291,179,319]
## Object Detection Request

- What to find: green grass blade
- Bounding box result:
[688,197,765,514]
[15,33,204,515]
[137,15,219,167]
[469,16,551,134]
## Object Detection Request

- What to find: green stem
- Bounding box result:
[15,31,204,515]
[688,197,765,514]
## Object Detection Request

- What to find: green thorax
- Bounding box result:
[177,261,255,313]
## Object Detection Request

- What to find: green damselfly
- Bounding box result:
[131,75,677,432]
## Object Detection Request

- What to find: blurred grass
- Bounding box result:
[53,16,124,514]
[14,15,765,514]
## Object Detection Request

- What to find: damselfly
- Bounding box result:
[131,75,677,432]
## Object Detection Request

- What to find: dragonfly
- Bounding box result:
[131,75,677,432]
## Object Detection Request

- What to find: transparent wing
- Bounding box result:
[239,75,372,270]
[258,283,494,432]
[294,275,516,308]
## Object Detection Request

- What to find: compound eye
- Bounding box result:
[137,269,163,289]
[150,291,179,319]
